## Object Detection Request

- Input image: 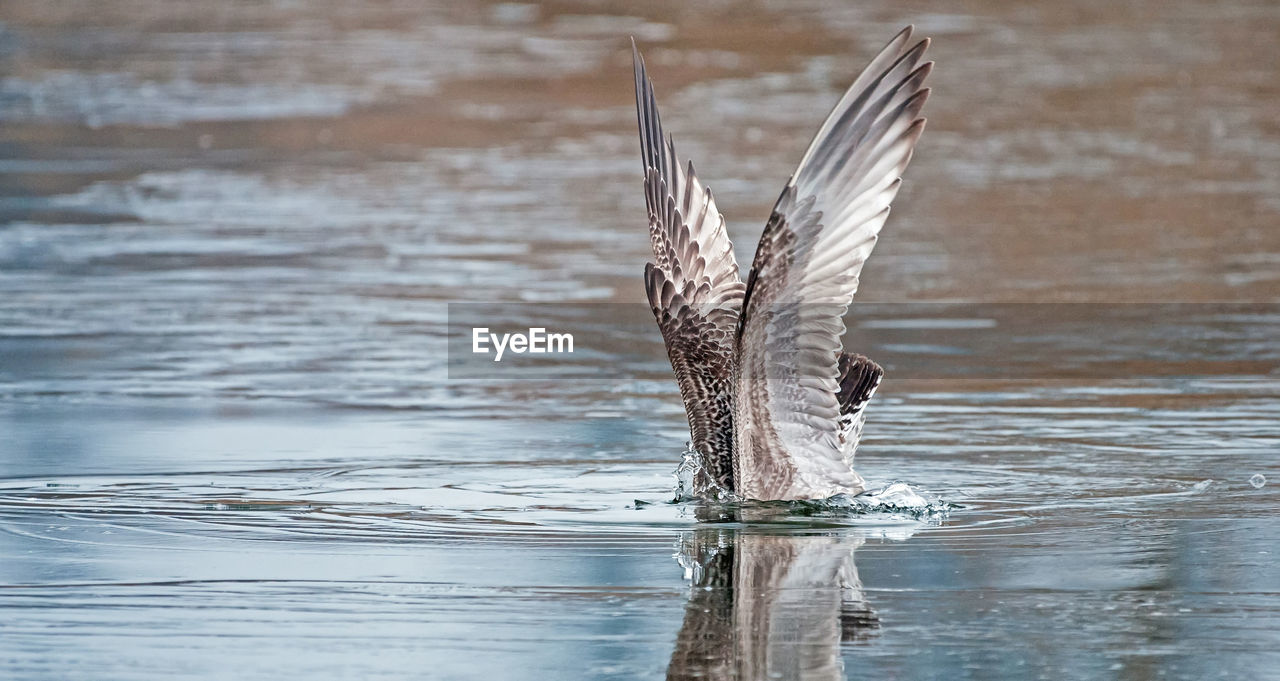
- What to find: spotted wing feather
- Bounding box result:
[634,42,745,492]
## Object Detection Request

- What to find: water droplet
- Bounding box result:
[1249,473,1266,489]
[671,444,700,502]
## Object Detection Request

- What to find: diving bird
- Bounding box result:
[634,27,931,501]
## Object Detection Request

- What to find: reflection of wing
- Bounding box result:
[668,533,737,680]
[735,27,930,500]
[667,530,877,681]
[634,43,745,492]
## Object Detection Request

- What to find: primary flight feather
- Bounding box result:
[635,27,931,501]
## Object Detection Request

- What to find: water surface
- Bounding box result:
[1,1,1279,679]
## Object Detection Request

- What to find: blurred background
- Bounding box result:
[2,0,1278,406]
[1,2,1278,680]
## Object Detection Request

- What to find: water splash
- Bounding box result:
[848,482,954,516]
[670,449,953,520]
[671,443,699,502]
[768,483,955,521]
[1250,473,1267,489]
[672,442,733,503]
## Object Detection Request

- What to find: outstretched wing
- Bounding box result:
[634,42,745,492]
[735,27,930,500]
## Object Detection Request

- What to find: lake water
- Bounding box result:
[1,1,1278,679]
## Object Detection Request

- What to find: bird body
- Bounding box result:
[635,27,931,501]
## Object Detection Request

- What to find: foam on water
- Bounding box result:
[669,444,954,524]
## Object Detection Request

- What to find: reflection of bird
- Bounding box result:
[667,528,878,681]
[634,28,931,500]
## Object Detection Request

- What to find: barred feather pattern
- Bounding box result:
[835,353,884,466]
[635,43,744,493]
[633,27,929,500]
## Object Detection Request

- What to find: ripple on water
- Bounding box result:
[0,458,962,554]
[2,459,1245,574]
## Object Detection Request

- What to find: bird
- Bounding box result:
[634,27,931,501]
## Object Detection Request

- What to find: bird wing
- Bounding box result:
[835,353,884,466]
[734,26,930,500]
[633,42,745,492]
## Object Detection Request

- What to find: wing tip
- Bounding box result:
[837,353,884,415]
[903,86,932,120]
[891,25,933,57]
[632,41,649,112]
